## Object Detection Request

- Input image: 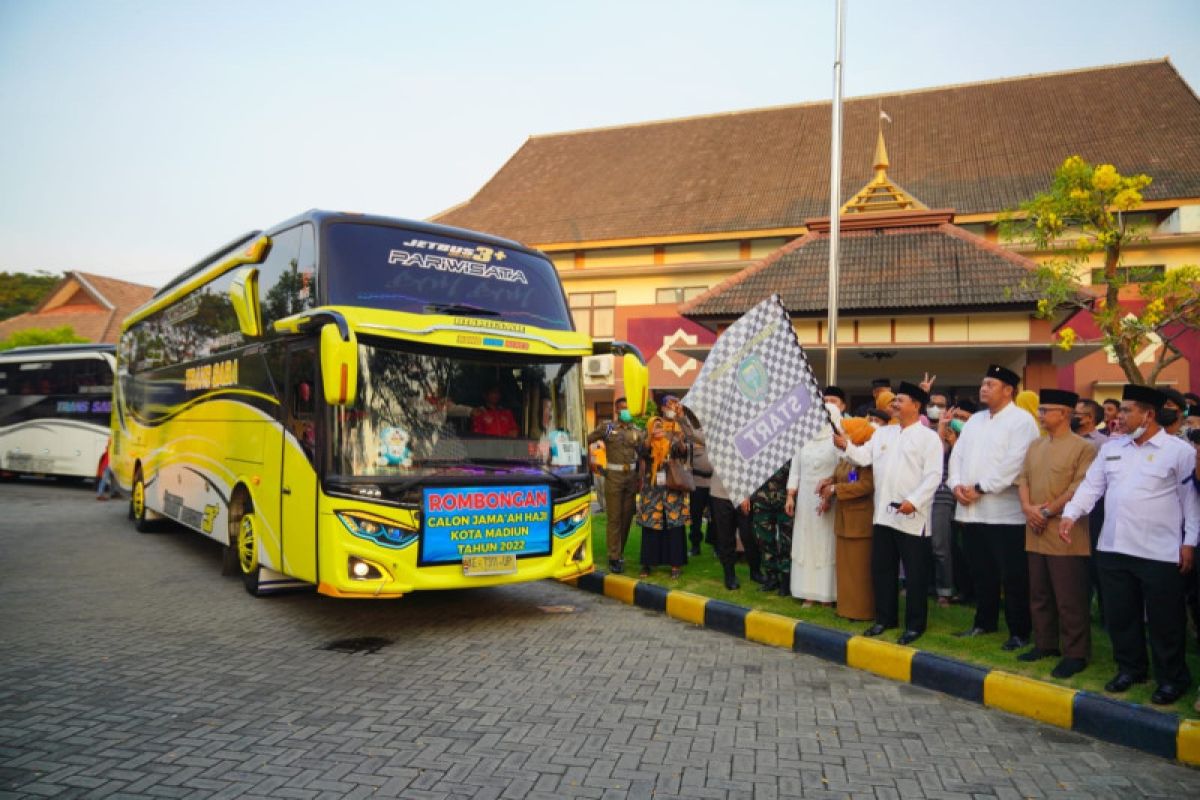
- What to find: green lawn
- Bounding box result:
[588,511,1200,719]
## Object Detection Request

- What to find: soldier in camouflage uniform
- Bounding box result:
[750,461,793,595]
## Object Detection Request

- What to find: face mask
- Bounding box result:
[1128,424,1147,440]
[949,419,965,435]
[618,410,633,423]
[663,410,676,420]
[1158,408,1179,428]
[1069,416,1082,433]
[926,406,943,421]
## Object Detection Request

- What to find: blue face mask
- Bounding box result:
[618,410,633,423]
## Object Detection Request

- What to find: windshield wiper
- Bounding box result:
[426,302,500,317]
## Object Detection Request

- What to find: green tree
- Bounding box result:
[1001,156,1200,384]
[0,325,88,351]
[0,271,61,320]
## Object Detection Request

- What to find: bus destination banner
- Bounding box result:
[421,485,551,564]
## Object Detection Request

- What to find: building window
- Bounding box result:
[569,292,615,338]
[1089,264,1165,285]
[655,286,707,305]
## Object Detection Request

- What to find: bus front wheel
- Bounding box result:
[130,470,158,533]
[233,506,264,596]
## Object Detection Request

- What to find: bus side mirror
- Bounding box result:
[622,353,649,416]
[229,268,262,337]
[320,324,358,406]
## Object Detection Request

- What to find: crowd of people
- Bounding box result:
[588,370,1200,709]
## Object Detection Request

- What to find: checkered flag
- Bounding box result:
[682,295,829,505]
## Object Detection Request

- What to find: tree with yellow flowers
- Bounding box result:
[1002,156,1200,385]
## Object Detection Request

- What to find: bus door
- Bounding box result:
[281,344,319,582]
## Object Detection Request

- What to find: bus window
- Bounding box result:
[323,223,573,331]
[258,226,305,329]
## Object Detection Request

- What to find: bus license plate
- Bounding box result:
[463,554,517,576]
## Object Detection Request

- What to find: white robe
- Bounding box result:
[788,435,839,601]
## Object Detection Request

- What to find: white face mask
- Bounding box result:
[663,409,676,420]
[1128,424,1146,440]
[927,406,943,421]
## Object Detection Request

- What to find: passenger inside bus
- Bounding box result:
[471,385,518,438]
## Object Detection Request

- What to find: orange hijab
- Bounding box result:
[645,417,671,478]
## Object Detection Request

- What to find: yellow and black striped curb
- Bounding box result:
[567,571,1200,767]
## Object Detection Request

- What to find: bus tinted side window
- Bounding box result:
[258,225,314,329]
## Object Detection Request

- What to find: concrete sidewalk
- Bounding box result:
[569,570,1200,768]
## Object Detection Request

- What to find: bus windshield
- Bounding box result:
[330,341,588,480]
[324,222,573,330]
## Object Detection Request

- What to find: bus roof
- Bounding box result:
[0,344,115,357]
[265,209,535,254]
[152,210,544,302]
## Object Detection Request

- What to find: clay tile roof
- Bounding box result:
[0,272,155,344]
[680,213,1058,320]
[434,60,1200,245]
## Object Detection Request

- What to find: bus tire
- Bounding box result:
[130,469,159,533]
[232,500,265,596]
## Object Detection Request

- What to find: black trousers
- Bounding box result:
[871,524,931,633]
[964,522,1031,638]
[689,485,712,548]
[1086,496,1106,625]
[1097,550,1191,687]
[711,497,761,572]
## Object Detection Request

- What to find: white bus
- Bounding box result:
[0,344,116,480]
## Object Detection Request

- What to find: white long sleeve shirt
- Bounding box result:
[1062,430,1200,563]
[842,421,944,537]
[947,402,1040,525]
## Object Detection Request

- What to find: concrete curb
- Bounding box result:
[566,571,1200,767]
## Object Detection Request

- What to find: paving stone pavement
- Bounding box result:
[1,481,1199,799]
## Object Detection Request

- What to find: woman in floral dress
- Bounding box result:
[636,416,691,578]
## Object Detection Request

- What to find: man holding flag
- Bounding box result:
[834,381,943,645]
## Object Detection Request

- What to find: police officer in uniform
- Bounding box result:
[588,397,644,574]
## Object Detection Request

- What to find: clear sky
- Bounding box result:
[2,0,1199,289]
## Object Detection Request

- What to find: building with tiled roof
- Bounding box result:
[0,272,155,345]
[436,60,1200,417]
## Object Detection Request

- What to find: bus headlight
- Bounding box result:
[553,510,588,539]
[336,511,417,549]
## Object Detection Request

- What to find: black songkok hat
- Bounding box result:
[1122,384,1167,409]
[897,380,929,406]
[985,364,1021,388]
[1158,387,1187,409]
[1039,388,1079,408]
[823,385,846,401]
[956,398,979,414]
[871,378,891,389]
[867,408,891,423]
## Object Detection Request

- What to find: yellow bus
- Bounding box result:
[112,211,647,597]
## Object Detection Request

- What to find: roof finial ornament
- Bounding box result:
[875,102,891,182]
[840,103,927,215]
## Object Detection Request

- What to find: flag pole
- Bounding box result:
[825,0,845,391]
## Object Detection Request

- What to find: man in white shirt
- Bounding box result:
[948,364,1041,650]
[1060,384,1199,705]
[835,381,943,645]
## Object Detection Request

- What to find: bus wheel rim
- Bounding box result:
[133,480,144,519]
[238,516,257,574]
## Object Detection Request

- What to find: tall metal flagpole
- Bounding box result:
[825,0,845,389]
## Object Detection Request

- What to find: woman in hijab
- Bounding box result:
[1016,389,1044,434]
[636,416,691,579]
[818,416,876,620]
[785,403,843,605]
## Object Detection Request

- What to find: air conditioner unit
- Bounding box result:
[585,355,613,377]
